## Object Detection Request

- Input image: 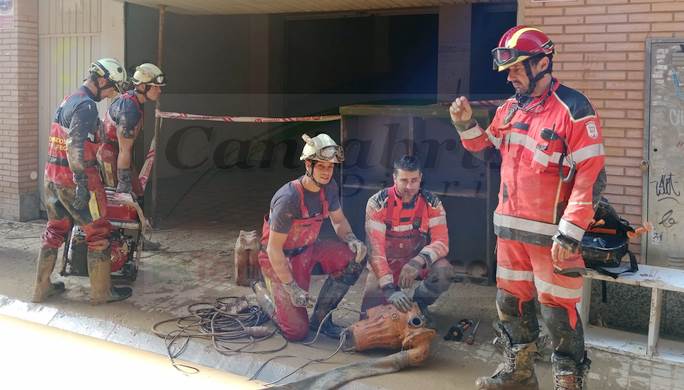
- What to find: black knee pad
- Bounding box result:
[423,264,453,294]
[541,305,585,363]
[496,289,540,344]
[496,289,536,319]
[337,259,365,286]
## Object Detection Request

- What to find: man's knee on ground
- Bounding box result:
[424,259,453,294]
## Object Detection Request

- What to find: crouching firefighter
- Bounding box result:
[450,26,606,389]
[258,133,367,341]
[32,58,133,305]
[360,155,453,323]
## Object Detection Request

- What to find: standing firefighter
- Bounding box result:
[98,63,165,250]
[360,155,452,321]
[99,63,165,199]
[32,58,133,304]
[258,134,367,341]
[450,26,606,389]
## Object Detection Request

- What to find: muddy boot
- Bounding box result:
[31,246,66,303]
[552,352,591,390]
[88,249,132,304]
[476,336,539,389]
[309,277,351,339]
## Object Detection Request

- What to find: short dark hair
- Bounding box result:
[393,155,421,175]
[529,54,553,73]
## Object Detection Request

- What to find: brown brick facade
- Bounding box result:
[0,0,39,221]
[521,0,684,253]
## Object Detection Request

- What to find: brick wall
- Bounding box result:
[0,0,40,221]
[521,0,684,254]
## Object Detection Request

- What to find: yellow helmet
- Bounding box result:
[300,133,344,163]
[132,63,166,86]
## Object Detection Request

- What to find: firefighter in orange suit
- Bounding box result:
[360,155,452,322]
[450,26,606,390]
[32,58,133,305]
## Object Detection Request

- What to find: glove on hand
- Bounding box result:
[398,258,423,289]
[346,238,368,263]
[72,173,90,210]
[116,168,133,194]
[382,284,412,312]
[282,281,308,307]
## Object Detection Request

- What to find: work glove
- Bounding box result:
[398,258,423,289]
[282,280,308,307]
[116,168,133,195]
[72,173,90,211]
[346,238,367,263]
[382,284,412,313]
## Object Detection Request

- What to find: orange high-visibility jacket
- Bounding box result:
[456,79,605,247]
[365,187,449,287]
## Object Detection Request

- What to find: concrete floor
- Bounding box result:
[2,169,684,389]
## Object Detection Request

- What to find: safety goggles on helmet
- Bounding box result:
[149,73,166,86]
[491,47,535,70]
[313,145,344,162]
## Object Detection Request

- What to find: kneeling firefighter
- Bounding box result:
[257,133,368,341]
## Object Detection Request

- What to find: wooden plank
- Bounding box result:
[648,288,663,357]
[585,264,684,294]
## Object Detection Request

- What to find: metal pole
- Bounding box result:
[151,5,165,225]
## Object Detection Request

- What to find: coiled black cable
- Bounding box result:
[151,296,287,373]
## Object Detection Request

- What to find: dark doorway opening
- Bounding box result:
[284,13,439,96]
[469,3,518,98]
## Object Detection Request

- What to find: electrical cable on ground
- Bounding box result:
[152,297,356,385]
[151,296,286,374]
[248,308,348,384]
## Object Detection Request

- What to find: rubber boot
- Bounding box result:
[476,334,539,390]
[88,249,132,304]
[552,352,591,390]
[31,246,66,303]
[309,277,351,339]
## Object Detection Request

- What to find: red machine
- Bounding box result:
[60,191,145,282]
[60,136,156,282]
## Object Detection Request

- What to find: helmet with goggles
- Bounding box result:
[132,63,166,86]
[491,26,554,72]
[88,58,127,93]
[300,133,344,163]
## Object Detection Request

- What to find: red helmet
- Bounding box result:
[492,26,555,72]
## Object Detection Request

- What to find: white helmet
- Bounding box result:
[132,63,166,86]
[300,133,344,163]
[88,58,127,93]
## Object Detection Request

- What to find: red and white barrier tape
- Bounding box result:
[155,100,504,123]
[155,109,340,123]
